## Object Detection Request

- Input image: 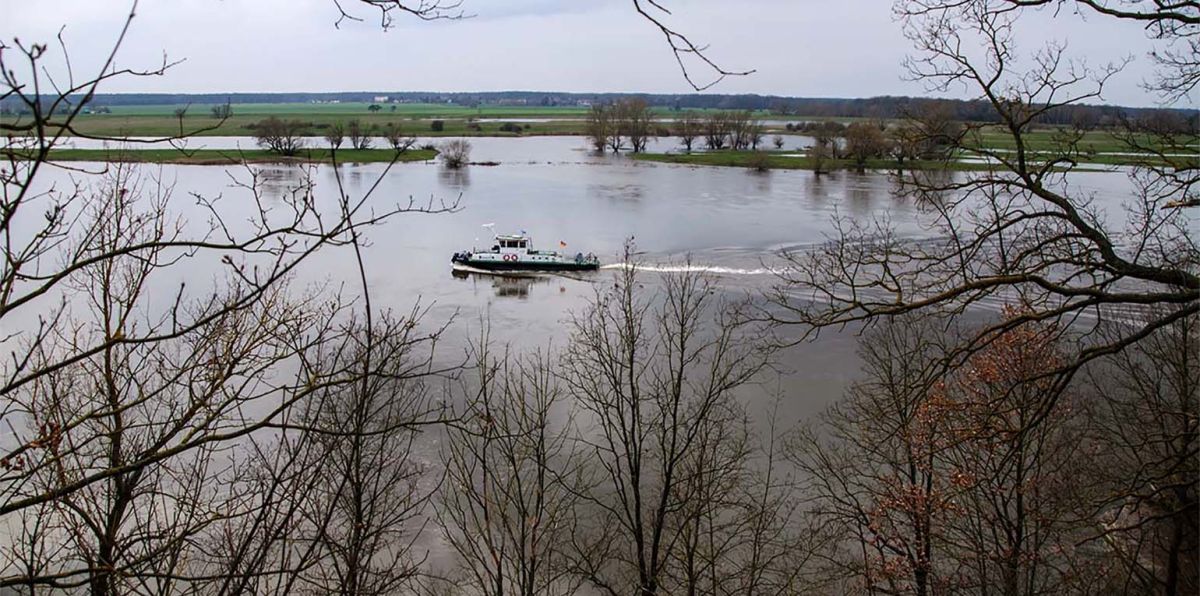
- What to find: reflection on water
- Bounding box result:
[253,164,311,199]
[588,182,644,203]
[450,269,559,299]
[750,169,773,194]
[438,166,471,190]
[847,180,874,214]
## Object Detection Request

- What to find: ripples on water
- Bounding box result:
[22,136,1146,418]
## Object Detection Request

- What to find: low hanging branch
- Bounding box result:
[333,0,470,29]
[632,0,756,91]
[330,0,753,90]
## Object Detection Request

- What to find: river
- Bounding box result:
[13,135,1143,422]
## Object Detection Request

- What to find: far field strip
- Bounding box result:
[4,103,1193,168]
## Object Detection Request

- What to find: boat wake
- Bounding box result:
[454,260,779,279]
[599,263,776,276]
[451,263,545,278]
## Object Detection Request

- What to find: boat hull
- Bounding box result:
[452,257,599,272]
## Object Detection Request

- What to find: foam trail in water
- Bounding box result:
[600,263,776,276]
[451,263,544,278]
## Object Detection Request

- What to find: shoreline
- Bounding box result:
[7,148,439,165]
[630,151,1126,171]
[6,143,1172,169]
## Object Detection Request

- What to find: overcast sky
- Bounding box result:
[3,0,1186,107]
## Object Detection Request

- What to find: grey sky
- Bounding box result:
[2,0,1183,107]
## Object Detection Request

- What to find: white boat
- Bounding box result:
[451,233,599,272]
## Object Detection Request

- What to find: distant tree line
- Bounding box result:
[10,92,1194,129]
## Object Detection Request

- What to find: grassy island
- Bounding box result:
[8,148,438,165]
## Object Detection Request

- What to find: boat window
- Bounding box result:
[518,241,527,248]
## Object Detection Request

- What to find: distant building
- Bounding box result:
[373,96,390,103]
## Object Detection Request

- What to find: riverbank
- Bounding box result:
[631,149,1180,170]
[10,147,1138,170]
[10,148,438,165]
[633,151,1002,171]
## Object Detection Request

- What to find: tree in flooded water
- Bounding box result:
[439,139,472,169]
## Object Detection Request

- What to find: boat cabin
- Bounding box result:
[494,234,533,255]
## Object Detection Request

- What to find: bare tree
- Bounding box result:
[586,104,614,153]
[770,1,1198,401]
[901,100,962,161]
[676,111,701,152]
[325,121,346,150]
[1083,308,1199,595]
[807,137,832,176]
[0,7,459,591]
[621,98,655,154]
[772,135,784,150]
[938,310,1095,595]
[747,120,765,151]
[211,101,234,119]
[440,336,584,596]
[629,0,754,90]
[4,165,276,596]
[439,139,472,169]
[670,396,817,596]
[728,401,821,595]
[293,312,446,596]
[346,118,374,150]
[704,112,730,150]
[667,395,752,596]
[560,259,770,596]
[605,104,626,154]
[927,0,1198,104]
[842,122,888,169]
[788,314,956,596]
[727,111,752,151]
[384,122,417,153]
[334,0,469,29]
[254,116,309,155]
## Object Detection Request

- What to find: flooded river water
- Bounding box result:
[20,136,1143,421]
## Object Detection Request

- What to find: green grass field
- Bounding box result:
[96,102,780,118]
[12,147,437,165]
[965,127,1182,154]
[3,103,793,138]
[104,102,595,117]
[4,103,1184,167]
[20,113,590,138]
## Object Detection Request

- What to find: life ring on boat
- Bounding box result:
[503,254,517,262]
